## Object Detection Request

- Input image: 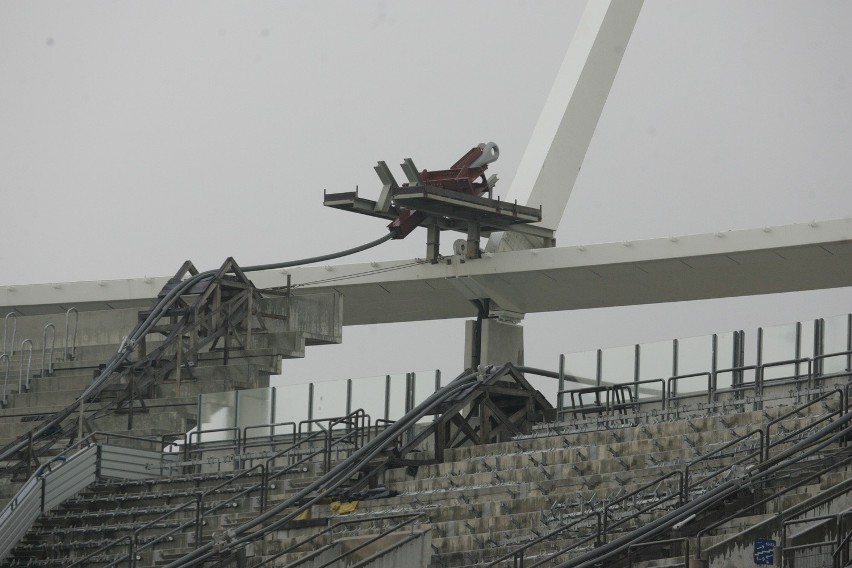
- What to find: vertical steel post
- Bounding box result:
[756,328,764,407]
[712,334,719,394]
[672,338,679,379]
[426,224,441,262]
[847,314,852,373]
[633,344,640,403]
[384,375,391,421]
[596,349,603,386]
[815,319,824,378]
[270,386,277,438]
[558,354,565,419]
[307,383,314,433]
[234,390,241,458]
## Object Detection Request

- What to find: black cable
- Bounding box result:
[0,233,396,465]
[242,233,394,272]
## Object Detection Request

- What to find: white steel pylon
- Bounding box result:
[487,0,644,252]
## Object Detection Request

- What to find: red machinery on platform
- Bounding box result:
[388,142,500,238]
[323,142,552,260]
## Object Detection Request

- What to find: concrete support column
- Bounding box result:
[464,318,524,369]
[426,224,440,262]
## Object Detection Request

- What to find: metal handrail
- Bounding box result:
[3,312,17,357]
[696,426,852,556]
[814,349,852,383]
[265,410,368,495]
[833,511,852,566]
[558,378,666,419]
[64,307,78,361]
[194,464,266,543]
[666,372,713,404]
[311,511,424,568]
[82,464,269,568]
[764,388,844,460]
[254,512,424,568]
[567,411,852,567]
[124,409,371,560]
[187,426,241,459]
[41,323,56,377]
[18,338,33,393]
[758,357,813,396]
[713,364,759,396]
[243,420,296,447]
[684,429,764,501]
[0,354,10,407]
[603,470,683,540]
[485,512,601,567]
[628,537,689,568]
[527,530,602,568]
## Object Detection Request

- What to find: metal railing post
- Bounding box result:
[0,353,10,407]
[64,307,78,361]
[3,312,17,357]
[41,323,56,377]
[18,338,33,392]
[558,354,565,418]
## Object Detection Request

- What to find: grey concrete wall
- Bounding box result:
[336,529,431,568]
[2,307,140,356]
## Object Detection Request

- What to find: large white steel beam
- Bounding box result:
[2,219,850,324]
[487,0,643,252]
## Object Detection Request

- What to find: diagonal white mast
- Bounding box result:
[488,0,644,252]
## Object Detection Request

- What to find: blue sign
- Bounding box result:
[754,538,775,565]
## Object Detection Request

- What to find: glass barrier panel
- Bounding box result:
[412,370,440,423]
[714,368,735,392]
[676,334,713,377]
[670,373,710,398]
[562,350,598,385]
[198,390,237,443]
[800,320,815,359]
[412,370,439,407]
[633,379,664,401]
[714,332,738,390]
[349,375,389,423]
[822,315,851,374]
[386,373,409,421]
[237,388,274,438]
[313,379,348,422]
[638,340,674,382]
[600,345,635,385]
[760,322,799,380]
[526,374,558,407]
[274,383,311,431]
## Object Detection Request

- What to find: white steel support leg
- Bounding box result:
[487,0,643,252]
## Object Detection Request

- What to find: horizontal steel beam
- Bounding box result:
[1,219,851,324]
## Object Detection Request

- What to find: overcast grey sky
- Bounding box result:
[1,1,851,382]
